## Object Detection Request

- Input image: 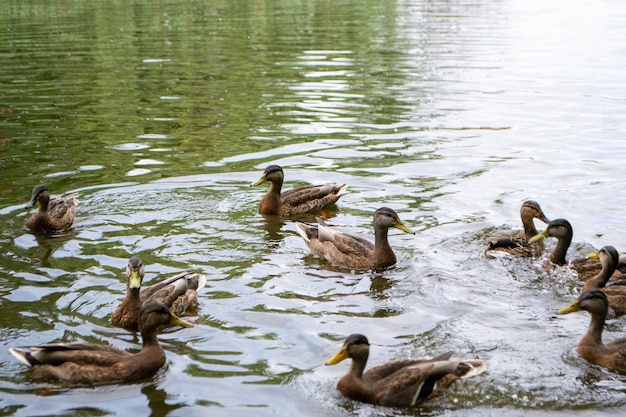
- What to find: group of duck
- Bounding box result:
[11,166,625,408]
[486,200,626,375]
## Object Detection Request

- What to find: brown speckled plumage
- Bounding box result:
[251,165,347,216]
[24,184,78,232]
[111,257,206,331]
[558,290,626,374]
[485,200,550,257]
[326,334,486,407]
[295,207,414,271]
[10,303,192,384]
[581,246,626,315]
[572,247,626,283]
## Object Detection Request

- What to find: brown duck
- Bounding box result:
[111,256,206,331]
[295,207,414,271]
[530,220,626,281]
[10,302,192,384]
[558,290,626,374]
[485,200,550,257]
[529,218,573,266]
[581,246,626,315]
[251,165,348,216]
[325,334,486,407]
[24,184,78,232]
[571,247,626,283]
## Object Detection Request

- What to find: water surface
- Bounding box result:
[1,0,626,416]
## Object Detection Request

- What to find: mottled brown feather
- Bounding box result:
[326,334,485,407]
[559,290,626,374]
[10,303,192,384]
[24,185,78,232]
[485,200,550,258]
[111,257,205,331]
[295,207,414,271]
[251,165,347,216]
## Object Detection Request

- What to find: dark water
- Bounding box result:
[2,0,626,416]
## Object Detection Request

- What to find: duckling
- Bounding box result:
[10,302,192,384]
[251,165,348,216]
[325,334,486,407]
[485,200,550,257]
[558,290,626,374]
[111,256,206,331]
[24,184,78,232]
[295,207,414,271]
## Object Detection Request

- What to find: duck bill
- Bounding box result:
[558,301,581,315]
[395,220,415,235]
[538,213,550,224]
[25,196,37,209]
[586,251,600,260]
[128,271,142,289]
[528,230,549,244]
[250,175,268,186]
[170,314,193,328]
[326,347,349,366]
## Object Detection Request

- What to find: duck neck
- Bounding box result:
[586,264,616,290]
[374,226,395,262]
[350,354,368,380]
[550,235,572,266]
[374,226,390,251]
[268,178,283,196]
[126,287,141,303]
[521,213,539,241]
[585,308,606,345]
[140,326,160,348]
[38,193,50,213]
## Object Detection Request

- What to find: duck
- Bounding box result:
[24,184,78,232]
[529,220,626,281]
[528,218,573,266]
[558,289,626,374]
[571,248,626,283]
[111,256,207,331]
[250,165,348,216]
[294,207,414,271]
[325,334,486,407]
[9,302,192,384]
[485,200,550,257]
[581,246,626,315]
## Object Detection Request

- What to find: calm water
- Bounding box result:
[2,0,626,416]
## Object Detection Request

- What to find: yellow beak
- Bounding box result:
[128,271,142,289]
[170,314,193,328]
[326,346,349,366]
[557,300,581,315]
[528,229,549,243]
[395,219,415,235]
[251,174,268,186]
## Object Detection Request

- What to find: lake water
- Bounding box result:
[1,0,626,416]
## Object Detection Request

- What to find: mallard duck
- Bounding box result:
[325,334,486,407]
[294,207,414,271]
[9,302,192,384]
[580,246,626,315]
[558,290,626,374]
[571,248,626,283]
[485,200,550,257]
[24,184,78,232]
[528,218,573,266]
[111,256,206,331]
[250,165,348,216]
